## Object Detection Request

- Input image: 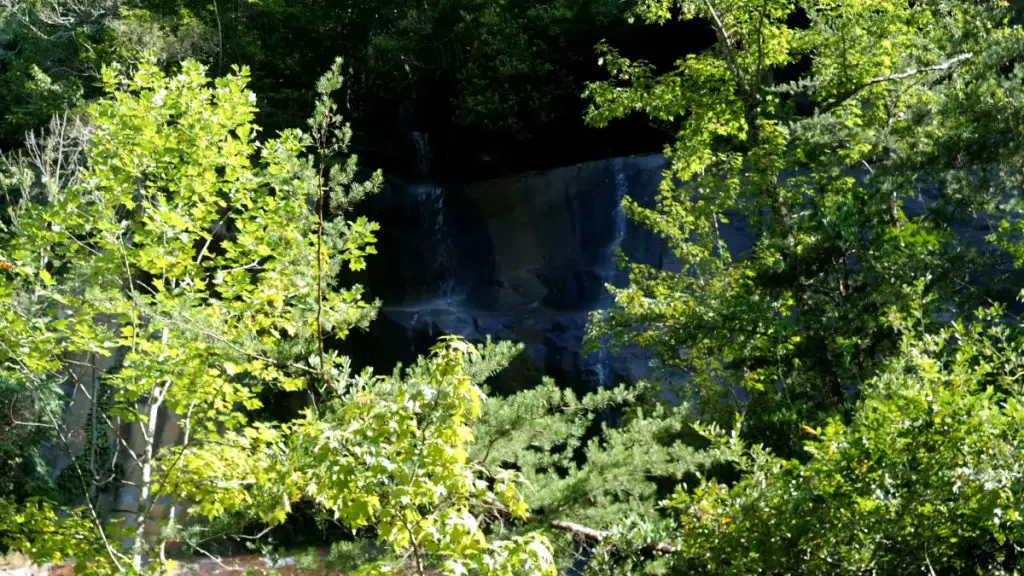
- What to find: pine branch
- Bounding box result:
[465,338,523,385]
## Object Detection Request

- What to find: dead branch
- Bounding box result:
[483,499,677,555]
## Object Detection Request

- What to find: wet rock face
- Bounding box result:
[350,155,1017,395]
[350,154,753,393]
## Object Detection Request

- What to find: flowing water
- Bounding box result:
[406,183,461,303]
[581,158,630,389]
[410,131,432,180]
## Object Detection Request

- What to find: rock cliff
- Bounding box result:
[350,154,756,393]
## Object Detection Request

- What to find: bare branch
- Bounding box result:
[0,0,119,39]
[143,308,319,376]
[549,520,677,555]
[484,499,677,556]
[43,409,129,571]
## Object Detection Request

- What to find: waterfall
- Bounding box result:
[410,131,432,180]
[379,180,466,358]
[402,130,460,303]
[369,154,667,397]
[596,157,629,288]
[407,183,460,302]
[581,343,613,389]
[611,157,628,257]
[373,130,469,354]
[582,158,630,390]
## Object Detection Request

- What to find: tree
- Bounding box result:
[532,1,1024,573]
[664,301,1024,575]
[0,55,360,571]
[286,338,557,576]
[355,0,627,133]
[0,58,554,575]
[472,378,735,574]
[0,113,91,511]
[0,0,215,148]
[0,0,639,176]
[585,0,1024,451]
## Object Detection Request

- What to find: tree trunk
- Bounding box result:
[131,328,171,569]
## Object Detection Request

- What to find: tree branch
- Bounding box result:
[703,0,750,96]
[44,408,129,572]
[821,52,973,113]
[549,520,677,555]
[144,309,319,376]
[484,499,677,556]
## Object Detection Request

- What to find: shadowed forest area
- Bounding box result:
[5,1,1024,575]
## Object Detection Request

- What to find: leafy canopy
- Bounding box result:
[0,58,554,576]
[665,303,1024,575]
[586,0,1024,448]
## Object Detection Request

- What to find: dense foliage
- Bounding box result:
[0,0,643,176]
[587,0,1024,451]
[5,0,1024,574]
[665,304,1024,575]
[0,59,553,575]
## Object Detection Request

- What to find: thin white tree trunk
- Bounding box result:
[131,327,171,569]
[160,400,195,563]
